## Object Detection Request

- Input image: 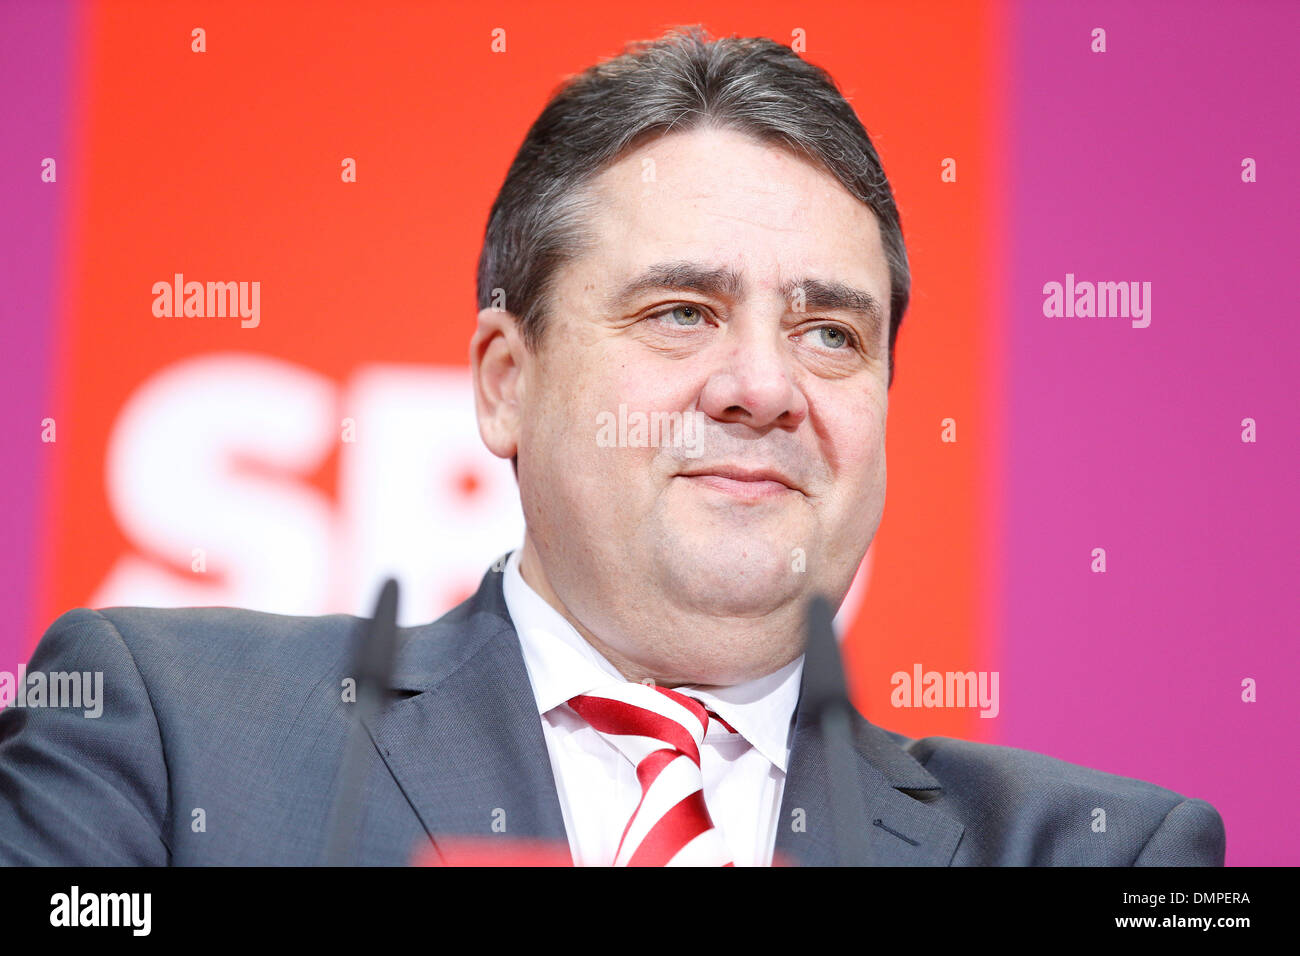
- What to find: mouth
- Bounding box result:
[676,465,802,501]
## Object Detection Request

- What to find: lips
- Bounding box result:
[677,465,801,500]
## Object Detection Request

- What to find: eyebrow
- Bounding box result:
[611,260,885,347]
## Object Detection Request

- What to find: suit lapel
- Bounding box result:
[775,677,965,866]
[363,570,568,860]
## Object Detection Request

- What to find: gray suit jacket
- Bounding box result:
[0,565,1225,865]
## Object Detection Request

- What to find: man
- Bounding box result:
[0,27,1223,866]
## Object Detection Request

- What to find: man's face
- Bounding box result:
[477,125,893,685]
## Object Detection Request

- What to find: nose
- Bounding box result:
[698,316,808,430]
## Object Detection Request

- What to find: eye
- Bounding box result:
[647,304,708,328]
[660,305,703,326]
[809,324,858,350]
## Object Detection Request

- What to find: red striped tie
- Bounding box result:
[568,683,737,867]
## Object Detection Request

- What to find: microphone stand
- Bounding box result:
[322,578,400,866]
[803,593,872,866]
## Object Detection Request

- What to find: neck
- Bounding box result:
[517,537,675,685]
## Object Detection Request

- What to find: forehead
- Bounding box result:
[569,126,890,308]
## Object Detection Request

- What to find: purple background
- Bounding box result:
[998,0,1299,865]
[0,0,81,682]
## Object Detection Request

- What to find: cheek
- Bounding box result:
[525,341,604,448]
[591,346,699,429]
[816,388,888,485]
[528,347,664,480]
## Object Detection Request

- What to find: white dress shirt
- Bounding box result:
[501,547,803,867]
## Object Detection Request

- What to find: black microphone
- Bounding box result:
[322,578,400,866]
[803,593,872,865]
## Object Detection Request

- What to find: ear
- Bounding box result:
[470,306,528,461]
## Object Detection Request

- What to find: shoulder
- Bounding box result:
[878,728,1225,865]
[41,605,361,692]
[38,569,508,705]
[896,731,1179,799]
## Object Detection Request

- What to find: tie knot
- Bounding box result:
[568,682,724,767]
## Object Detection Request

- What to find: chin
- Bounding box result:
[663,554,804,618]
[670,530,800,598]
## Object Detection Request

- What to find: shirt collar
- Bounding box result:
[501,547,802,773]
[676,656,802,773]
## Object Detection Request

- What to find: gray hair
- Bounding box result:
[476,24,910,388]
